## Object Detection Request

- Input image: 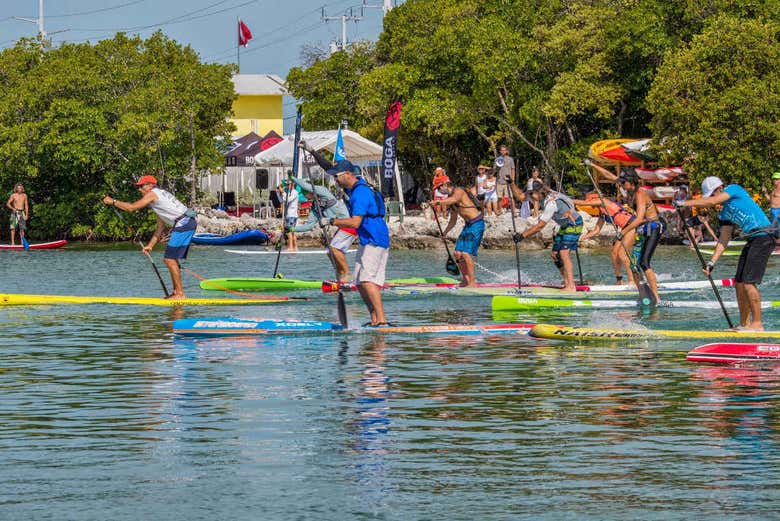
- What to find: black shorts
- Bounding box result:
[735,234,775,284]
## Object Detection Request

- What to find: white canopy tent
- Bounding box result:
[255,129,405,214]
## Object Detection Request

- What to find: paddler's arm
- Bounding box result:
[586,162,619,182]
[299,142,333,171]
[507,179,525,203]
[143,216,167,253]
[442,205,458,236]
[22,194,29,216]
[580,218,604,240]
[432,188,462,208]
[5,194,14,211]
[619,189,648,237]
[295,207,318,232]
[103,191,157,212]
[331,214,362,230]
[679,191,730,209]
[572,198,604,208]
[704,223,733,275]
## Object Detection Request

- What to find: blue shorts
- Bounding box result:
[455,216,485,257]
[164,217,196,260]
[285,216,297,231]
[552,217,583,252]
[770,208,780,223]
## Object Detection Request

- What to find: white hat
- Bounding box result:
[701,176,724,198]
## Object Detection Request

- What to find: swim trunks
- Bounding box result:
[164,216,196,260]
[455,215,485,257]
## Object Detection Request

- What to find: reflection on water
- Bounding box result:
[1,246,779,519]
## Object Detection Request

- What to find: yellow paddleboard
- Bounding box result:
[0,293,288,307]
[530,323,780,341]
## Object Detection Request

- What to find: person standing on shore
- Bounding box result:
[677,177,774,331]
[763,172,780,224]
[326,160,391,326]
[513,181,582,291]
[6,183,29,246]
[431,174,485,287]
[495,145,515,214]
[103,175,197,300]
[281,179,299,251]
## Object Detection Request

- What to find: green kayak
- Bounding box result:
[200,276,460,291]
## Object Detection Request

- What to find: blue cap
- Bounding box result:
[326,159,355,176]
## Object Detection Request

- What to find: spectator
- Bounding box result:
[280,179,299,251]
[495,145,515,205]
[483,168,499,216]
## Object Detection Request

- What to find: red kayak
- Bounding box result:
[0,240,67,250]
[687,343,780,363]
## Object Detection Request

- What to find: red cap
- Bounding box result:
[135,175,158,186]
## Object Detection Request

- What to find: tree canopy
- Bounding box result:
[0,32,235,239]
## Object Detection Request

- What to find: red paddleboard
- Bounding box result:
[687,343,780,363]
[0,240,67,250]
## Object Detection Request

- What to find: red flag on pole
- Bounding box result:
[238,19,253,47]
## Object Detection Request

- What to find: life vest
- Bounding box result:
[600,198,635,229]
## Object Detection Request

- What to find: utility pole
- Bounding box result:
[321,7,362,52]
[14,0,68,46]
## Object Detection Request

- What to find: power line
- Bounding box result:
[45,0,148,18]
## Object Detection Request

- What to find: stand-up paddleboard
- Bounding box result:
[699,247,780,257]
[529,323,780,341]
[225,248,357,255]
[695,240,745,249]
[491,296,779,311]
[0,239,67,250]
[687,343,780,363]
[0,293,292,307]
[201,276,458,291]
[173,318,535,337]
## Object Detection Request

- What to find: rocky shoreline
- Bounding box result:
[196,206,687,250]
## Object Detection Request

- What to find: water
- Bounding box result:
[1,244,780,520]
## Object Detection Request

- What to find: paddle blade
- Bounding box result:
[632,268,656,307]
[446,258,460,276]
[337,291,348,327]
[22,235,29,250]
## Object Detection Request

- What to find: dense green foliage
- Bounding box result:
[0,33,235,240]
[287,0,779,192]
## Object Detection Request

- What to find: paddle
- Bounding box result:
[675,206,734,328]
[298,124,348,328]
[272,110,303,278]
[583,163,655,307]
[21,233,29,250]
[111,205,170,297]
[503,177,523,290]
[574,249,584,285]
[433,210,460,276]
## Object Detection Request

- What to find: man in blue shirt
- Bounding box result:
[325,160,391,326]
[678,176,775,330]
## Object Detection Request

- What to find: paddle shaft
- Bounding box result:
[675,206,734,328]
[300,122,349,328]
[433,209,460,276]
[583,164,655,305]
[504,181,523,289]
[272,109,303,277]
[111,206,170,297]
[575,249,584,285]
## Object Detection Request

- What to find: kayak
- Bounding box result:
[386,278,736,298]
[201,276,459,292]
[529,323,780,341]
[491,296,780,311]
[0,239,67,250]
[687,343,780,363]
[192,230,270,246]
[225,248,356,255]
[0,293,291,307]
[173,317,535,337]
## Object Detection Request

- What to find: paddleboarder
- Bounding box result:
[103,175,197,300]
[326,160,391,326]
[293,178,355,283]
[6,183,29,246]
[575,191,637,285]
[513,182,582,292]
[677,177,775,331]
[431,174,485,287]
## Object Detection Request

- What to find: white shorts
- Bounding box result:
[485,191,498,202]
[330,229,357,252]
[354,244,389,286]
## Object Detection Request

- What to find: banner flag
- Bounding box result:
[381,101,402,197]
[334,127,347,161]
[238,19,253,47]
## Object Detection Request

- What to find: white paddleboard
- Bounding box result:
[225,249,357,255]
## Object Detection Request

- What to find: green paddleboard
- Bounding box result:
[200,276,460,292]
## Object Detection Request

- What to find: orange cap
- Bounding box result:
[135,174,158,186]
[433,173,451,191]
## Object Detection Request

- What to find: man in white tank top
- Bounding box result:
[103,174,196,299]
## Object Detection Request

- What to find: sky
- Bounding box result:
[0,0,396,130]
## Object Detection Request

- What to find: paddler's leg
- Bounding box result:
[329,230,355,283]
[455,252,476,287]
[638,224,662,303]
[358,282,385,324]
[354,244,389,325]
[733,235,774,329]
[456,218,484,287]
[556,250,576,291]
[164,258,185,299]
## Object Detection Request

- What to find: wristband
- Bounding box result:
[112,198,117,206]
[706,260,715,271]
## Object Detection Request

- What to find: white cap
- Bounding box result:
[701,176,724,198]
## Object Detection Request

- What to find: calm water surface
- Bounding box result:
[1,244,779,520]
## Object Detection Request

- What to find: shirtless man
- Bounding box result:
[431,174,485,287]
[6,183,29,246]
[763,171,780,224]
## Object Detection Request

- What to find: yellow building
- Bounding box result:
[230,74,287,138]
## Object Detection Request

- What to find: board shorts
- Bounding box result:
[552,216,583,252]
[632,219,665,271]
[330,229,357,253]
[455,215,485,257]
[735,234,774,284]
[164,217,196,260]
[9,210,25,231]
[285,216,297,231]
[354,244,389,286]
